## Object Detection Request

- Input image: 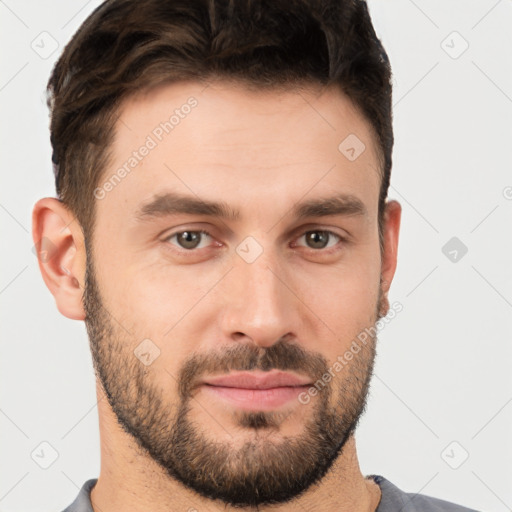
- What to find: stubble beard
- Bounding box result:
[83,250,384,507]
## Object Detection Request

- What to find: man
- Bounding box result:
[32,0,479,510]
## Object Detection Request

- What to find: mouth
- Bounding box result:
[199,370,313,411]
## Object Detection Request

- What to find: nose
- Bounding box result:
[218,251,301,348]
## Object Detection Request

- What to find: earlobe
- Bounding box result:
[32,198,87,320]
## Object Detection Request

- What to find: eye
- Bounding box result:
[294,230,342,250]
[165,230,214,250]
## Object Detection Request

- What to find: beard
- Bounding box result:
[83,248,384,508]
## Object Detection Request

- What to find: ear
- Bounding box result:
[32,198,87,320]
[379,200,401,317]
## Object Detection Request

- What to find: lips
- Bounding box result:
[198,370,314,411]
[201,370,312,390]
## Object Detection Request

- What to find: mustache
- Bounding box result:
[178,339,329,400]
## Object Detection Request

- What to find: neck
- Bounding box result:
[91,383,381,512]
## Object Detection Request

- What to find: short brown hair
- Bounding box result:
[48,0,393,241]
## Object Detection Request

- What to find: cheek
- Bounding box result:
[301,247,381,315]
[96,234,200,313]
[100,260,221,359]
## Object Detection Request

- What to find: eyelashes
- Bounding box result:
[164,229,214,251]
[163,229,346,255]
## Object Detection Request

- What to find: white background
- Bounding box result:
[1,1,511,511]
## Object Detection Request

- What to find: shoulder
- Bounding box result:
[60,478,97,512]
[369,475,481,512]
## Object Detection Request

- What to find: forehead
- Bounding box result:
[97,80,381,224]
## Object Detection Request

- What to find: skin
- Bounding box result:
[33,80,401,512]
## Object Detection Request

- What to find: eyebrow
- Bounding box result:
[293,194,367,219]
[135,191,367,223]
[136,192,240,222]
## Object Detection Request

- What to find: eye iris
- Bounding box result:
[177,231,201,249]
[306,231,329,249]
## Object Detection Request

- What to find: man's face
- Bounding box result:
[84,81,391,506]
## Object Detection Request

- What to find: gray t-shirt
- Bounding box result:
[62,475,480,511]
